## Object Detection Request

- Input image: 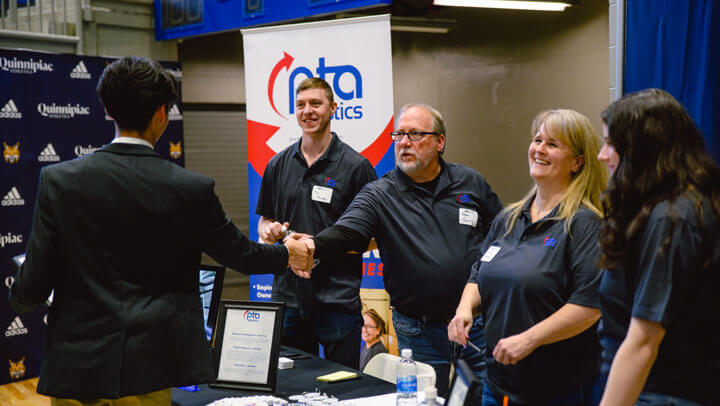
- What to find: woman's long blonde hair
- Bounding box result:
[503,109,608,236]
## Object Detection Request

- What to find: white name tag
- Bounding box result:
[481,246,501,262]
[311,185,333,204]
[459,208,478,227]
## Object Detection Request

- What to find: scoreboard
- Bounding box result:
[154,0,392,40]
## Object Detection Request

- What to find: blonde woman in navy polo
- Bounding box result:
[449,109,608,406]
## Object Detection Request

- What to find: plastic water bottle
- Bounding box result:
[419,387,440,406]
[396,348,418,406]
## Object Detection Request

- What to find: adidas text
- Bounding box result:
[2,187,25,206]
[5,317,29,337]
[38,143,61,162]
[70,61,91,79]
[0,99,22,119]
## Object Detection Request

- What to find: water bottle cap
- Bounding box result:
[424,387,437,399]
[401,348,412,358]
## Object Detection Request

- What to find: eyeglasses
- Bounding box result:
[362,324,378,330]
[390,130,438,141]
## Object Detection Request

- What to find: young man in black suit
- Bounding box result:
[8,56,314,405]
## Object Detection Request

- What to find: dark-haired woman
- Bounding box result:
[359,308,388,370]
[597,88,720,406]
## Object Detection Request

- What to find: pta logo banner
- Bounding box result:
[242,15,395,299]
[242,15,394,177]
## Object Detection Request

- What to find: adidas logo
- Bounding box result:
[0,99,22,119]
[169,104,183,121]
[5,316,29,337]
[2,187,25,206]
[70,60,91,79]
[38,143,61,162]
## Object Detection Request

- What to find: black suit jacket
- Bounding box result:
[8,143,288,398]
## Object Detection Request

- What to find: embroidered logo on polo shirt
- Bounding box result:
[324,177,337,187]
[543,236,557,247]
[458,194,471,204]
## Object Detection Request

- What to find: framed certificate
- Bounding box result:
[210,300,285,392]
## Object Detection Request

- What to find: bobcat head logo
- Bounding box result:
[169,141,182,159]
[8,357,26,380]
[3,142,20,164]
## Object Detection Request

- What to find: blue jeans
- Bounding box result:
[482,375,602,406]
[282,306,362,369]
[636,392,703,406]
[392,309,487,399]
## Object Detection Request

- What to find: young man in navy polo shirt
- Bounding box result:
[256,77,377,369]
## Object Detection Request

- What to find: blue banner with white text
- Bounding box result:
[0,48,183,385]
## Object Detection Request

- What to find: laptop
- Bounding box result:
[445,359,480,406]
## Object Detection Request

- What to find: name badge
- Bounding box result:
[481,246,501,262]
[311,185,333,204]
[459,208,478,227]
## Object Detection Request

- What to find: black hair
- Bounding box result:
[96,56,178,132]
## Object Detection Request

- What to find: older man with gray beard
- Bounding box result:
[310,104,503,397]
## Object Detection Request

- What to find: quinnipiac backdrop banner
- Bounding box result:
[0,48,184,386]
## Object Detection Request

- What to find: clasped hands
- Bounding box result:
[259,220,316,279]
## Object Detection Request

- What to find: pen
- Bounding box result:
[465,340,483,354]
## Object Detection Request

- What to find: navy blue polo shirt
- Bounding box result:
[598,194,720,405]
[471,200,602,404]
[331,160,503,321]
[256,133,377,312]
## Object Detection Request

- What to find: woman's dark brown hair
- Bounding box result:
[599,88,720,271]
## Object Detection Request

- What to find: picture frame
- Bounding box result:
[210,300,285,392]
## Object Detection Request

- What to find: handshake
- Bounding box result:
[285,233,316,279]
[260,220,316,279]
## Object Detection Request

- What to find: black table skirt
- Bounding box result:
[172,347,396,406]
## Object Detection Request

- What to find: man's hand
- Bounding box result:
[259,217,289,244]
[285,236,314,278]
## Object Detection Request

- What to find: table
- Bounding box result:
[172,347,396,406]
